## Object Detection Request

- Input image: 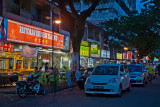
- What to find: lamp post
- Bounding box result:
[52,19,61,68]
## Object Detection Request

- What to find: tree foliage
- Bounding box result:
[101,0,160,59]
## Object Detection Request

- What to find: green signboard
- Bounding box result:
[91,43,98,54]
[90,50,100,57]
[80,46,89,57]
[81,40,89,47]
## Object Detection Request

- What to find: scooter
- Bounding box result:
[16,75,46,98]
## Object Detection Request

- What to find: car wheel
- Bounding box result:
[117,86,122,97]
[127,82,131,91]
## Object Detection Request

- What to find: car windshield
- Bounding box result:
[127,66,142,72]
[92,66,119,75]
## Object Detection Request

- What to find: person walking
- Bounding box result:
[147,63,153,84]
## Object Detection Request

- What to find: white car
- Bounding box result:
[84,64,131,97]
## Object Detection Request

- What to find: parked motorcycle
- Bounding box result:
[16,75,46,98]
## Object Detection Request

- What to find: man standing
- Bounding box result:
[147,63,153,84]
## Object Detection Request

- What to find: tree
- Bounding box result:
[55,0,108,71]
[101,0,160,62]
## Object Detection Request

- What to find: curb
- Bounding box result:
[0,85,77,94]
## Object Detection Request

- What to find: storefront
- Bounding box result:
[89,49,101,67]
[0,17,71,75]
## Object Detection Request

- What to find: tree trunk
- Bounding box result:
[71,19,85,72]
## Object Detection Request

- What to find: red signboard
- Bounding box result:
[7,19,64,49]
[128,51,132,59]
[0,43,14,52]
[123,53,127,59]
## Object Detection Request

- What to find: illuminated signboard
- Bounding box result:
[0,43,14,52]
[107,51,110,58]
[123,53,127,59]
[101,50,107,58]
[80,46,89,57]
[90,42,98,54]
[128,51,132,59]
[7,19,64,49]
[117,53,122,59]
[81,40,89,47]
[91,50,100,57]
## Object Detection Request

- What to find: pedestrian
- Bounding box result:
[157,64,160,76]
[39,66,47,86]
[147,63,153,84]
[33,67,40,77]
[45,63,49,86]
[39,67,43,73]
[49,67,54,87]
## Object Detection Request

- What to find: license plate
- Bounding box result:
[94,86,104,89]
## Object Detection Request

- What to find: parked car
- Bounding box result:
[76,68,94,89]
[127,64,148,86]
[84,64,131,97]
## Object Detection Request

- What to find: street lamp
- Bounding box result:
[124,47,129,51]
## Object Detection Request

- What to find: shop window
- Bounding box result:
[8,59,14,69]
[0,60,5,69]
[16,60,21,69]
[23,59,28,69]
[30,58,37,69]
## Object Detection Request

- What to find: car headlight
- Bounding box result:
[108,78,118,83]
[86,78,91,84]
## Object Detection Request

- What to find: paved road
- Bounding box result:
[1,75,160,107]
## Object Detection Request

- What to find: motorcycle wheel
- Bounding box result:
[17,86,27,98]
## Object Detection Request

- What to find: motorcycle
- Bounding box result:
[16,75,46,98]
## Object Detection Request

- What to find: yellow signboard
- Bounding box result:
[117,53,122,59]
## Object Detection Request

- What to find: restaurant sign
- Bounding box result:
[7,19,64,49]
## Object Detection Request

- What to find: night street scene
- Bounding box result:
[0,0,160,107]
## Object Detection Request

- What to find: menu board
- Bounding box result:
[80,46,89,57]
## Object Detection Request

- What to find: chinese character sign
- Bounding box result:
[0,43,14,52]
[7,19,64,49]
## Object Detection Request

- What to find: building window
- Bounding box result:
[95,32,99,41]
[6,0,20,15]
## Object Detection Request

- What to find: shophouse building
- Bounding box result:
[0,0,71,75]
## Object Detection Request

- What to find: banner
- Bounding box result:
[101,50,107,58]
[91,50,100,58]
[81,40,89,46]
[123,53,127,59]
[117,53,122,59]
[80,46,89,57]
[63,36,70,50]
[7,19,64,49]
[21,46,38,58]
[128,51,132,59]
[0,43,14,52]
[90,43,98,54]
[0,17,7,45]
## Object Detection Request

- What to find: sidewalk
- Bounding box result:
[0,81,77,94]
